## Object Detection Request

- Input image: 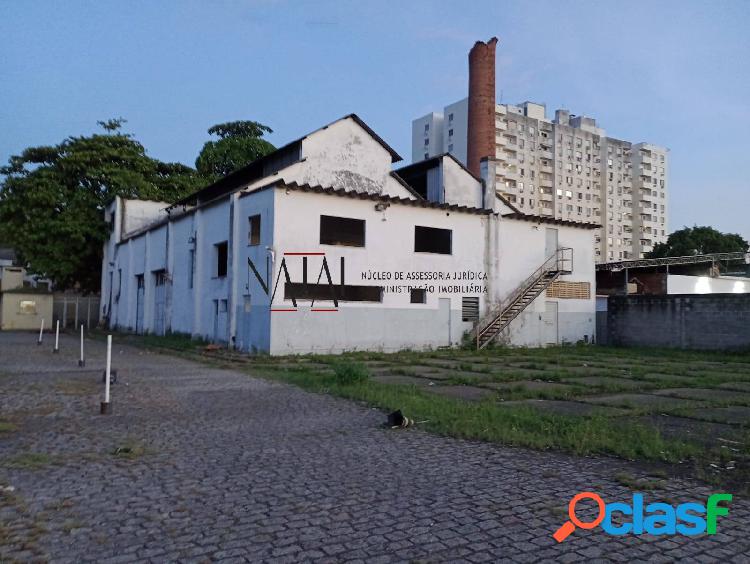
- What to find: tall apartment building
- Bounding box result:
[412,95,669,262]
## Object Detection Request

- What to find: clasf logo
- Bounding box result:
[553,491,732,542]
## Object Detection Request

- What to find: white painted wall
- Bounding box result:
[493,216,597,346]
[121,200,169,236]
[668,275,749,295]
[270,188,488,354]
[442,156,482,208]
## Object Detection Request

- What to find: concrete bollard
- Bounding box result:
[53,320,60,354]
[100,335,113,415]
[78,324,85,367]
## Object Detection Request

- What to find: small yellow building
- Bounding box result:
[0,266,54,331]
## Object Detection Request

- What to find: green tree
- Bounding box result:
[195,120,275,180]
[648,226,749,258]
[0,119,203,292]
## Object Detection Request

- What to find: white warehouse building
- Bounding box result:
[101,114,598,354]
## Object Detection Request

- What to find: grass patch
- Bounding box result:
[254,366,697,463]
[5,452,55,469]
[91,329,209,353]
[0,420,17,433]
[111,439,147,459]
[331,361,369,385]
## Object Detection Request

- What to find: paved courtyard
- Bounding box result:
[1,332,748,563]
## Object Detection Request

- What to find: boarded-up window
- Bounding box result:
[248,215,261,246]
[462,296,479,322]
[414,226,452,254]
[215,242,228,278]
[19,300,37,315]
[320,215,365,247]
[410,288,426,304]
[285,283,382,302]
[546,281,591,299]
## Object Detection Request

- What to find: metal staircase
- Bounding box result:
[474,248,573,349]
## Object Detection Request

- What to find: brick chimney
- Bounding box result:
[467,37,498,178]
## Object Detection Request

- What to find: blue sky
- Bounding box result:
[2,1,749,239]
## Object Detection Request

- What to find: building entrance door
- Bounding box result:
[545,228,558,259]
[542,301,558,345]
[135,275,145,334]
[153,270,167,336]
[439,298,451,346]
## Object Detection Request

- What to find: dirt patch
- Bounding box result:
[371,375,433,387]
[683,406,750,426]
[654,388,750,403]
[498,399,629,417]
[579,393,701,411]
[425,385,497,402]
[483,380,573,392]
[562,376,648,390]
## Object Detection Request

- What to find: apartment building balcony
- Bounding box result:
[504,134,517,145]
[503,164,520,177]
[495,120,507,132]
[540,164,554,174]
[540,149,554,160]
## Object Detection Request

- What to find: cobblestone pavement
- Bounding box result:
[0,332,748,563]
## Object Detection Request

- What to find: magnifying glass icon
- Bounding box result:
[553,492,606,542]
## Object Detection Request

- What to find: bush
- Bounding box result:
[332,361,369,385]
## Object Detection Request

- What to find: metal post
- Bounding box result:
[624,267,629,295]
[78,324,85,367]
[53,320,60,353]
[100,335,112,414]
[38,318,44,345]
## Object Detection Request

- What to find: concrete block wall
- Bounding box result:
[607,294,750,350]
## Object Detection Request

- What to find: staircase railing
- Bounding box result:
[475,247,573,348]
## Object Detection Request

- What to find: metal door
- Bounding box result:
[545,228,558,259]
[153,271,167,336]
[214,298,228,343]
[135,275,145,334]
[439,298,451,346]
[542,301,558,345]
